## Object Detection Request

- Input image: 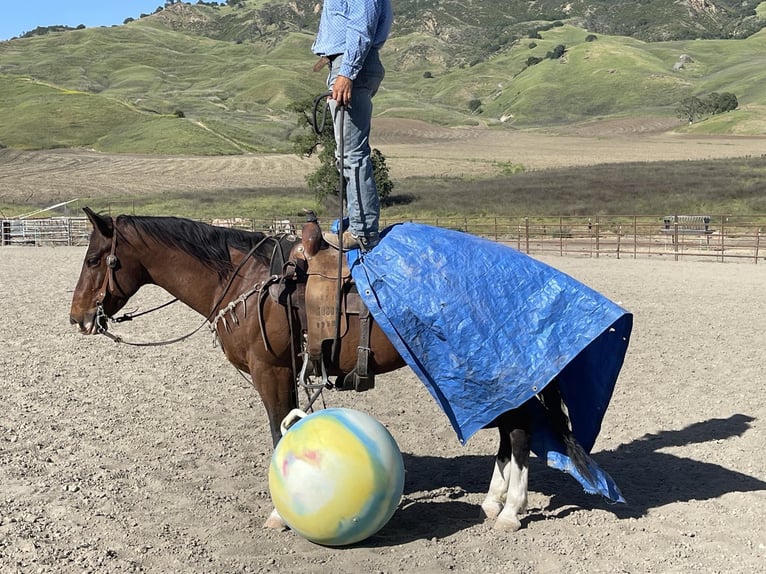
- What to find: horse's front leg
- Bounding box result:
[250,363,296,531]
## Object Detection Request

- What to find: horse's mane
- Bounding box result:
[117,215,273,277]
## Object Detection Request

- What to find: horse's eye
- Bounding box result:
[86,256,101,267]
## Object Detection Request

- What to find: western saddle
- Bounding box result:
[266,212,375,394]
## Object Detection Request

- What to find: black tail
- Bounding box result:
[537,380,594,484]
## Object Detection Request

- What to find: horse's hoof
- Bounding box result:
[480,500,503,520]
[263,509,288,531]
[493,515,522,532]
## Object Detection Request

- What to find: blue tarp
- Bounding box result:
[347,223,632,502]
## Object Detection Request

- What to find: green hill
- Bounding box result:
[0,0,765,154]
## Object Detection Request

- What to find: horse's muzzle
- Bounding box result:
[69,313,100,335]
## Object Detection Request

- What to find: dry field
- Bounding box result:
[1,245,765,573]
[2,118,766,205]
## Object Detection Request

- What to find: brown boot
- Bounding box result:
[323,231,379,253]
[323,231,361,251]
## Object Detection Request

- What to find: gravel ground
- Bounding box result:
[1,247,764,573]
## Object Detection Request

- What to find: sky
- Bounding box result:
[0,1,166,41]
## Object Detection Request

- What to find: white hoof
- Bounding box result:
[481,500,503,520]
[493,514,522,532]
[263,508,288,531]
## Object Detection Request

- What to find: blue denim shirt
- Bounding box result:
[312,0,393,80]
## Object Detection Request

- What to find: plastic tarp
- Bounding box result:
[347,223,632,502]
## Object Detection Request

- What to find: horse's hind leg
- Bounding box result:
[494,427,529,531]
[481,409,530,532]
[481,426,510,521]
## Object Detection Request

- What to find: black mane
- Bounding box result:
[117,215,273,277]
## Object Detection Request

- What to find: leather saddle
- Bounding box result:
[267,214,375,392]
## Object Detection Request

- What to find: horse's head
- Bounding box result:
[69,207,146,335]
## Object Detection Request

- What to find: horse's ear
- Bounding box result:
[83,207,113,238]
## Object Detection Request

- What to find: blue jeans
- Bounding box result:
[327,50,385,239]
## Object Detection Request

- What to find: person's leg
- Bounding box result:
[327,52,384,243]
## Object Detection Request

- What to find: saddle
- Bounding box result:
[268,214,375,392]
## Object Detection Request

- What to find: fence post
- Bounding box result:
[720,216,726,263]
[599,216,604,258]
[559,216,563,257]
[524,217,529,254]
[617,225,622,259]
[755,227,761,264]
[633,215,637,259]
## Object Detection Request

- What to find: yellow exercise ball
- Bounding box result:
[269,408,405,546]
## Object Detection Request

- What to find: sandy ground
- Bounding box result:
[1,247,765,573]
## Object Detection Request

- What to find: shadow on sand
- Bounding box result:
[367,414,764,545]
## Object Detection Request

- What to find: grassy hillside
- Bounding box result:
[0,22,327,153]
[0,2,765,154]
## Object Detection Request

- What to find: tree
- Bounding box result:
[676,96,704,124]
[677,92,738,124]
[289,97,393,206]
[546,44,566,60]
[468,98,482,113]
[526,56,542,67]
[371,149,394,205]
[706,92,738,114]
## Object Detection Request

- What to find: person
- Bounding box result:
[312,0,393,252]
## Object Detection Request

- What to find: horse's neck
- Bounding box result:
[138,245,232,319]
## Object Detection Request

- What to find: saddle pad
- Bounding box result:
[348,223,632,502]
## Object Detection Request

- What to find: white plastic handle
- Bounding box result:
[280,408,308,436]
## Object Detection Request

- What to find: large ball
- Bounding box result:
[268,407,405,546]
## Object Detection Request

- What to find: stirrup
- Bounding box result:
[297,352,330,390]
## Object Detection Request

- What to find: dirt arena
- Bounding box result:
[1,245,764,573]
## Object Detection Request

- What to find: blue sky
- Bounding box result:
[0,1,166,41]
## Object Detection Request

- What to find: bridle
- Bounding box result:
[93,223,133,341]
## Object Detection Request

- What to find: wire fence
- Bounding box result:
[2,214,763,264]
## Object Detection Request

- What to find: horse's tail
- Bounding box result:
[537,379,594,484]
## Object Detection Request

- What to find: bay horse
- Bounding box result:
[69,207,595,533]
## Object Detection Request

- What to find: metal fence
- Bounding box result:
[1,218,92,247]
[2,214,763,264]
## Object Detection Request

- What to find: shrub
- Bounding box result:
[546,44,566,60]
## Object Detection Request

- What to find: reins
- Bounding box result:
[112,297,179,324]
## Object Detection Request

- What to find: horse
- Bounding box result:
[69,207,596,533]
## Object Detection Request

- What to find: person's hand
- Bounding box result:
[332,75,353,106]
